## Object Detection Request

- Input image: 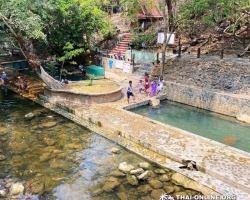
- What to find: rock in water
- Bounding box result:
[130,168,144,175]
[0,127,11,136]
[0,155,6,161]
[137,184,153,195]
[159,174,170,182]
[109,147,120,154]
[138,162,150,169]
[222,136,238,145]
[118,162,134,173]
[154,169,166,174]
[137,170,150,180]
[150,98,160,108]
[9,183,24,196]
[110,170,126,177]
[149,179,163,189]
[25,113,34,119]
[27,181,45,196]
[117,191,127,200]
[126,174,138,186]
[102,177,120,192]
[151,189,165,199]
[41,121,57,128]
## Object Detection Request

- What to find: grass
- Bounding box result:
[63,80,120,93]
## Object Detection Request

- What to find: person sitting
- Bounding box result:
[8,50,12,57]
[1,72,7,83]
[79,64,83,72]
[23,79,28,90]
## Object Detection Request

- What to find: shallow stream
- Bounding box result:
[0,89,199,199]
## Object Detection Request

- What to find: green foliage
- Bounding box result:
[0,0,107,57]
[101,19,117,40]
[59,42,84,62]
[60,68,68,77]
[87,75,95,86]
[179,0,250,35]
[120,0,141,22]
[131,33,156,50]
[44,56,59,79]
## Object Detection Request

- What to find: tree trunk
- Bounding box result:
[166,0,174,31]
[0,16,65,90]
[38,66,64,89]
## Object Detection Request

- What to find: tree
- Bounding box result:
[0,0,106,89]
[179,0,250,37]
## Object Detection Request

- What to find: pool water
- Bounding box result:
[0,90,199,199]
[131,100,250,153]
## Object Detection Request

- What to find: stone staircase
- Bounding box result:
[110,34,133,56]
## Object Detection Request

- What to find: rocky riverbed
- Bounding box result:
[0,88,202,199]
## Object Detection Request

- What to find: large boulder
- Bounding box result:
[118,162,135,173]
[102,177,120,192]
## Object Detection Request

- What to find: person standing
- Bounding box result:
[150,78,157,96]
[139,80,143,95]
[157,76,164,94]
[144,73,150,96]
[127,80,135,103]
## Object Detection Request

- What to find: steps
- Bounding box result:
[110,34,133,56]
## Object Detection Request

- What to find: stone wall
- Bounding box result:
[160,81,250,117]
[44,86,122,105]
[155,55,250,94]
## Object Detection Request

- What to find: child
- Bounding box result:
[157,83,161,94]
[150,78,157,96]
[139,80,143,94]
[127,80,135,103]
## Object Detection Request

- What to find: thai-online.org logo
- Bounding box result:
[159,194,237,200]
